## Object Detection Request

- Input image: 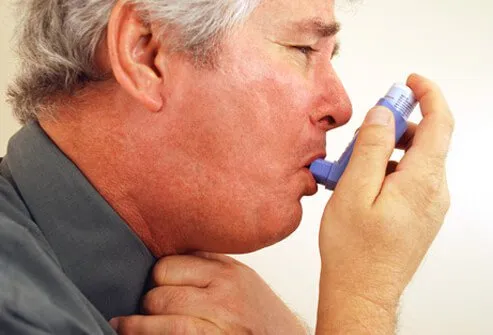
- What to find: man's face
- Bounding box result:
[144,0,352,253]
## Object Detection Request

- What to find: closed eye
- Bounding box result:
[293,45,318,55]
[292,44,339,59]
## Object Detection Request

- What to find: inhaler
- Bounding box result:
[310,83,418,190]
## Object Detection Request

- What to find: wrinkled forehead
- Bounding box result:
[254,0,335,23]
[248,0,336,36]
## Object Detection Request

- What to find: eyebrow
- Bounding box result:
[290,18,341,38]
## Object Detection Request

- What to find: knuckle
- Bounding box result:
[118,317,141,334]
[220,262,239,276]
[219,264,238,282]
[422,177,442,200]
[414,167,443,198]
[437,184,451,213]
[152,258,170,285]
[142,288,165,314]
[164,289,188,312]
[217,264,241,290]
[411,173,449,216]
[394,176,433,209]
[143,287,189,314]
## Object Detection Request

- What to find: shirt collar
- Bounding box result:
[3,122,156,319]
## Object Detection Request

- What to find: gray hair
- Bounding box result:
[6,0,260,124]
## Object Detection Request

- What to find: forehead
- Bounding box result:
[255,0,335,24]
[246,0,337,39]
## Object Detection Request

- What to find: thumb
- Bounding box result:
[335,106,395,204]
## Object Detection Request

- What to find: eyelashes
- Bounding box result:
[292,45,318,56]
[290,44,339,60]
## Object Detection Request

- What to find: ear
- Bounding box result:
[107,1,164,112]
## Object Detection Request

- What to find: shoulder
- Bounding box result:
[0,181,113,334]
[0,172,58,263]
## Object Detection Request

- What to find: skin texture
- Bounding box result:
[39,0,454,333]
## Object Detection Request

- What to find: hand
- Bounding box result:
[316,74,454,333]
[111,252,308,334]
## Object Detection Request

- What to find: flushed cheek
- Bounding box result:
[166,54,316,194]
[233,66,316,156]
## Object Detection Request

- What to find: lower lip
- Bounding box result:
[302,167,318,195]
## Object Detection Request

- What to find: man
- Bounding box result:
[0,0,454,334]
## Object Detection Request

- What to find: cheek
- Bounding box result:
[163,51,318,191]
[227,60,316,158]
[173,64,314,179]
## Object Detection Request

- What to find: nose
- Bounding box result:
[310,67,352,132]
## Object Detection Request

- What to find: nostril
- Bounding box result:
[327,115,336,125]
[320,115,336,125]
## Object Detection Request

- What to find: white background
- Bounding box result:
[1,0,492,334]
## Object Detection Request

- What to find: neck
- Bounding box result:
[39,90,187,257]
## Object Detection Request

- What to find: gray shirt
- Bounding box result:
[0,122,156,334]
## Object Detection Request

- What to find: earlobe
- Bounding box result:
[107,0,164,112]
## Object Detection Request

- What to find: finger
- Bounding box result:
[191,251,237,264]
[335,106,396,203]
[191,252,248,268]
[112,315,222,335]
[142,286,209,316]
[400,74,455,172]
[396,122,417,151]
[152,255,222,288]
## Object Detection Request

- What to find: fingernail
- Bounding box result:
[109,318,119,331]
[365,107,391,126]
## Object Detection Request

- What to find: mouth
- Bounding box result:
[301,152,326,195]
[303,153,326,170]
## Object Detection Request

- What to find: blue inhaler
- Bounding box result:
[310,83,418,190]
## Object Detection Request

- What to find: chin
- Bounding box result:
[224,200,303,254]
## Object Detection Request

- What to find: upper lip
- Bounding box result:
[303,152,326,168]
